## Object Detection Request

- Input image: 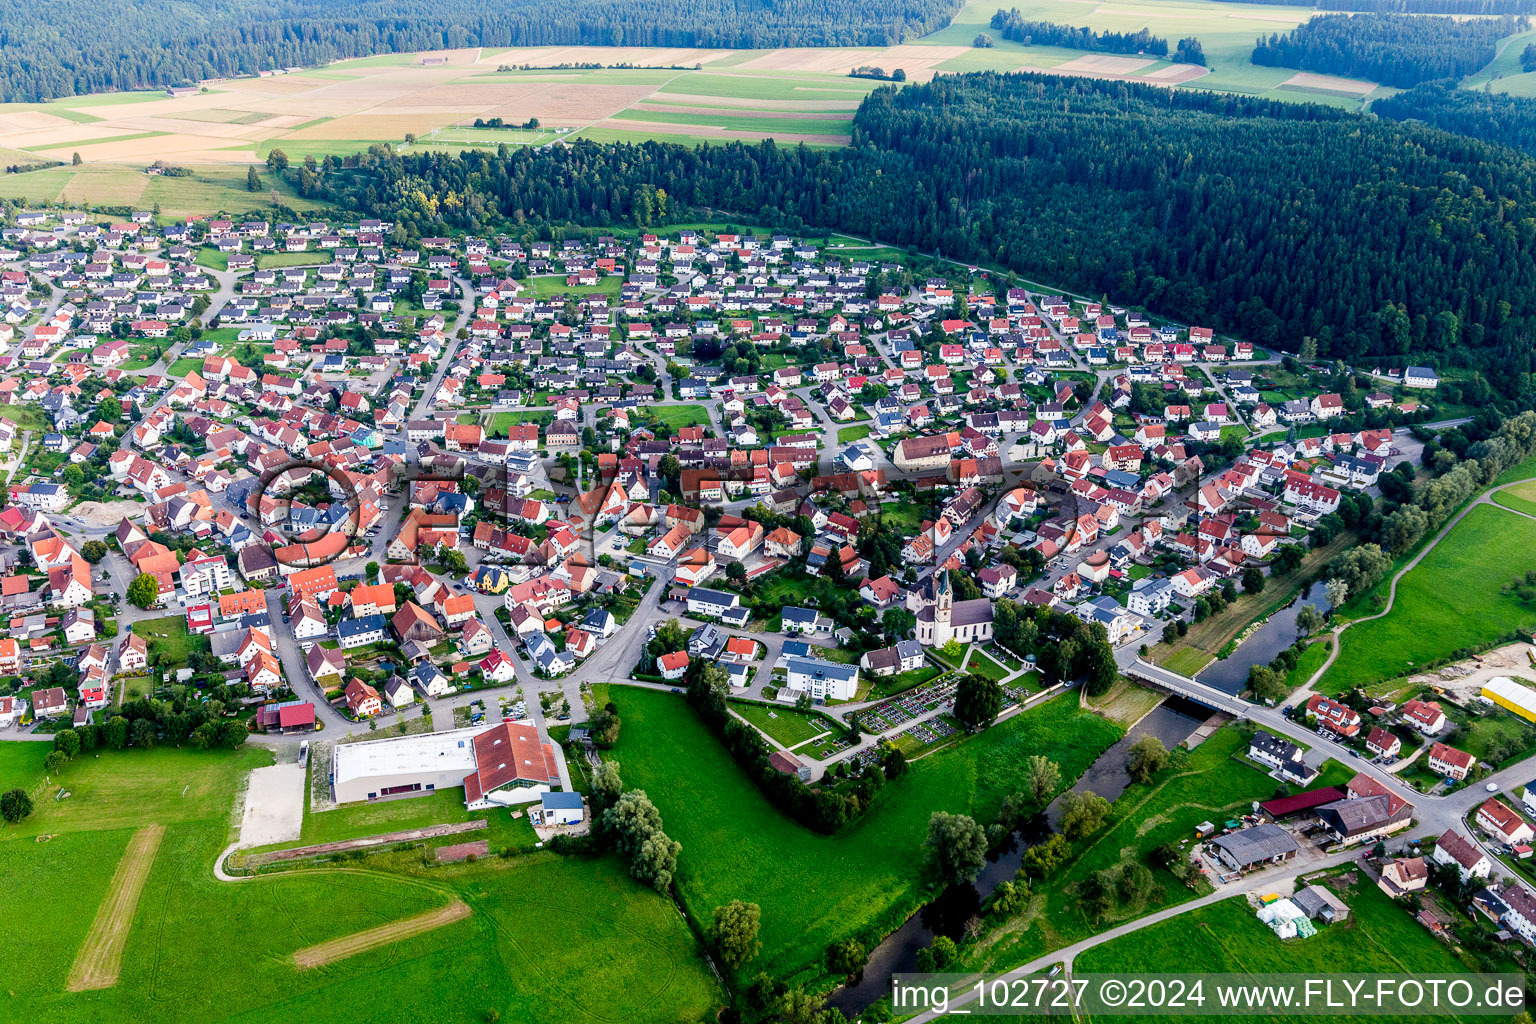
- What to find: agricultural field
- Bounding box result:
[1322,505,1536,694]
[0,2,1408,211]
[0,161,320,218]
[598,684,1122,988]
[0,741,720,1024]
[919,0,1375,103]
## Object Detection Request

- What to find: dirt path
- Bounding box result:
[67,824,165,992]
[293,899,471,969]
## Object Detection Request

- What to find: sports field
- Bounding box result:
[0,741,720,1024]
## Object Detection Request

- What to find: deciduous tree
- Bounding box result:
[712,899,761,968]
[952,672,1002,731]
[923,811,988,885]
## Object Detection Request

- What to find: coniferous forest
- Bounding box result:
[1250,13,1521,86]
[308,72,1536,396]
[988,10,1169,56]
[1373,82,1536,158]
[0,0,965,101]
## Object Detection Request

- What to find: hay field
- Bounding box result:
[293,900,473,969]
[66,824,165,992]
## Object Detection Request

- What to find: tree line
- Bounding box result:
[1250,13,1523,87]
[0,0,967,101]
[1373,81,1536,159]
[306,71,1536,400]
[988,10,1170,57]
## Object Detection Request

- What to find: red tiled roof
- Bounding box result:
[464,722,559,804]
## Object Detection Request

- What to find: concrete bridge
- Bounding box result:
[1126,658,1253,717]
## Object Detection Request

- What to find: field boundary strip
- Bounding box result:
[292,899,472,970]
[66,824,166,992]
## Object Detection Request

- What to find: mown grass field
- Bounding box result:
[1493,479,1536,518]
[1070,881,1492,1024]
[0,403,51,431]
[256,251,331,269]
[966,649,1012,682]
[599,684,1122,988]
[730,700,836,747]
[523,274,624,300]
[0,741,720,1024]
[291,783,532,848]
[1322,505,1536,693]
[644,404,711,429]
[132,614,207,670]
[1284,638,1331,692]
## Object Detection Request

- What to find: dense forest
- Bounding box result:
[1251,13,1521,86]
[0,0,965,101]
[988,10,1168,56]
[1217,0,1535,11]
[305,72,1536,398]
[1373,82,1536,157]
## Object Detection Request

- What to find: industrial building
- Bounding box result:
[331,722,562,807]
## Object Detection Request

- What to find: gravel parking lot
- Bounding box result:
[238,763,306,848]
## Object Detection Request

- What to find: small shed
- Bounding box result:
[539,791,584,826]
[1292,884,1350,924]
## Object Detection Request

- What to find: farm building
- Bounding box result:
[1482,677,1536,724]
[1211,824,1300,873]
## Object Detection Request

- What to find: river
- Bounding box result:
[1195,582,1329,695]
[826,698,1207,1018]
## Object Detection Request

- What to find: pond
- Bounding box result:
[827,697,1207,1018]
[1195,582,1328,696]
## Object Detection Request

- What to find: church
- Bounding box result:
[914,570,995,647]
